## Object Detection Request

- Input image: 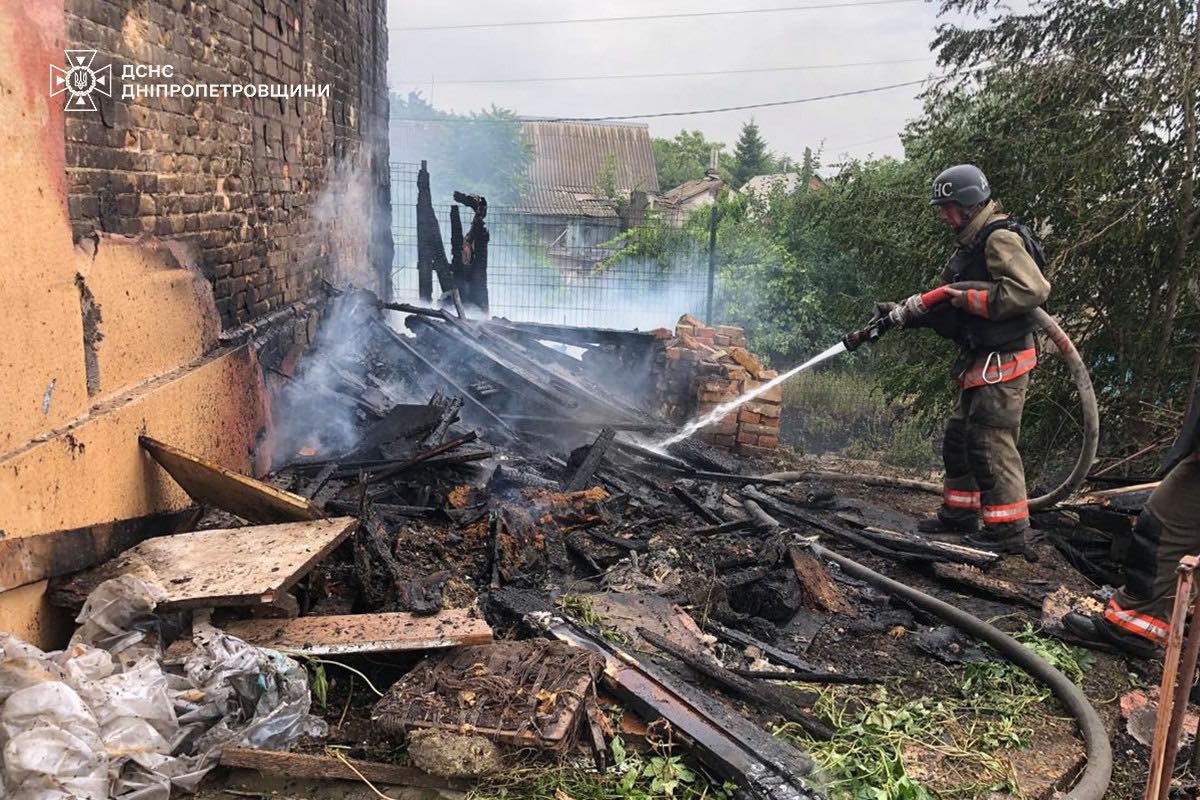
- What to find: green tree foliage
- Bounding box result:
[651,130,734,190]
[390,91,532,205]
[707,1,1200,466]
[732,119,774,187]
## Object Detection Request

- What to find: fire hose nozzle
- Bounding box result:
[843,316,892,352]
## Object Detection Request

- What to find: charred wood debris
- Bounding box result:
[105,274,1064,800]
[41,274,1146,798]
[49,206,1151,796]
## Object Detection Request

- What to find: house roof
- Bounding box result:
[658,175,724,208]
[740,172,826,199]
[515,120,660,218]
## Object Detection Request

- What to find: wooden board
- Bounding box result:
[219,748,468,791]
[140,435,323,523]
[788,546,857,616]
[165,609,492,659]
[51,517,356,611]
[0,508,199,593]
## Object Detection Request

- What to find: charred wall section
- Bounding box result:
[63,0,390,328]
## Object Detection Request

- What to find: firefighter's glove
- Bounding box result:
[890,293,927,329]
[871,302,898,323]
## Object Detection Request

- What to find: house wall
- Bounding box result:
[64,0,390,327]
[0,0,388,647]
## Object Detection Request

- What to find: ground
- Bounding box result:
[209,442,1157,800]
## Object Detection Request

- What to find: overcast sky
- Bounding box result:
[385,0,952,167]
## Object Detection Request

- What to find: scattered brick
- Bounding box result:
[651,315,781,456]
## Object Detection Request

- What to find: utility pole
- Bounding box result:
[705,204,718,323]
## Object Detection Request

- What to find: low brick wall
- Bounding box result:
[653,315,782,456]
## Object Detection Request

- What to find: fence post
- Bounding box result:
[705,204,718,324]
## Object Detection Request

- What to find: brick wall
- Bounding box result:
[63,0,390,328]
[653,315,782,456]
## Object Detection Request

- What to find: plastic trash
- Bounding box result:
[0,576,325,800]
[71,574,168,665]
[2,683,107,800]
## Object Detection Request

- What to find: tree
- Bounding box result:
[651,130,733,190]
[732,119,773,187]
[390,91,532,205]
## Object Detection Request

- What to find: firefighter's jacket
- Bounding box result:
[916,201,1052,388]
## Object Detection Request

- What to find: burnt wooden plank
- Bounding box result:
[409,316,580,409]
[489,320,661,350]
[672,485,723,524]
[365,432,477,483]
[425,392,463,445]
[931,563,1045,609]
[472,324,650,421]
[50,517,357,611]
[787,546,857,616]
[637,627,834,741]
[353,404,443,456]
[140,436,323,523]
[0,508,199,593]
[692,518,753,536]
[504,595,818,800]
[501,414,667,433]
[166,609,492,658]
[376,319,518,438]
[220,748,468,791]
[566,428,616,491]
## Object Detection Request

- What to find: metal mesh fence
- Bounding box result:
[390,162,715,329]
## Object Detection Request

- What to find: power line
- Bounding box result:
[397,57,934,86]
[391,0,922,33]
[392,78,936,124]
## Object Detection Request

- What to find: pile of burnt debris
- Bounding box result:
[36,289,1146,799]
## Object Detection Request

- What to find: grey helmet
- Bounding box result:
[930,164,991,207]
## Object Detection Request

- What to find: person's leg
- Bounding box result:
[1065,458,1200,657]
[920,390,981,533]
[1106,458,1200,645]
[963,374,1029,550]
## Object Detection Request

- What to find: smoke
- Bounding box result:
[271,291,413,466]
[312,158,385,291]
[485,257,709,332]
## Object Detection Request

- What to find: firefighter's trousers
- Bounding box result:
[1105,458,1200,645]
[938,372,1031,536]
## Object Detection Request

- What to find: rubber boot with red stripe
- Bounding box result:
[1062,610,1159,660]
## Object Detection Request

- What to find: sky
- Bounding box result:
[385,0,952,167]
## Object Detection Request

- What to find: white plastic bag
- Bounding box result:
[3,728,108,800]
[72,574,167,663]
[0,577,325,800]
[1,683,106,800]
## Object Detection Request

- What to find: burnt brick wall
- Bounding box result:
[64,0,390,327]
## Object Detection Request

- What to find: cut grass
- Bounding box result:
[774,625,1092,800]
[559,593,632,645]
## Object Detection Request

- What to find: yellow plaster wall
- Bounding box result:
[80,237,222,399]
[0,0,271,648]
[0,0,88,454]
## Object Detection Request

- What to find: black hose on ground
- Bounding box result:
[810,542,1112,800]
[946,283,1100,511]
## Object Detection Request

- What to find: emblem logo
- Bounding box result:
[50,50,112,111]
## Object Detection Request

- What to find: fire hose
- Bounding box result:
[843,281,1099,511]
[809,542,1112,800]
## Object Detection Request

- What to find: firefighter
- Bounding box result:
[880,164,1051,553]
[1064,389,1200,659]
